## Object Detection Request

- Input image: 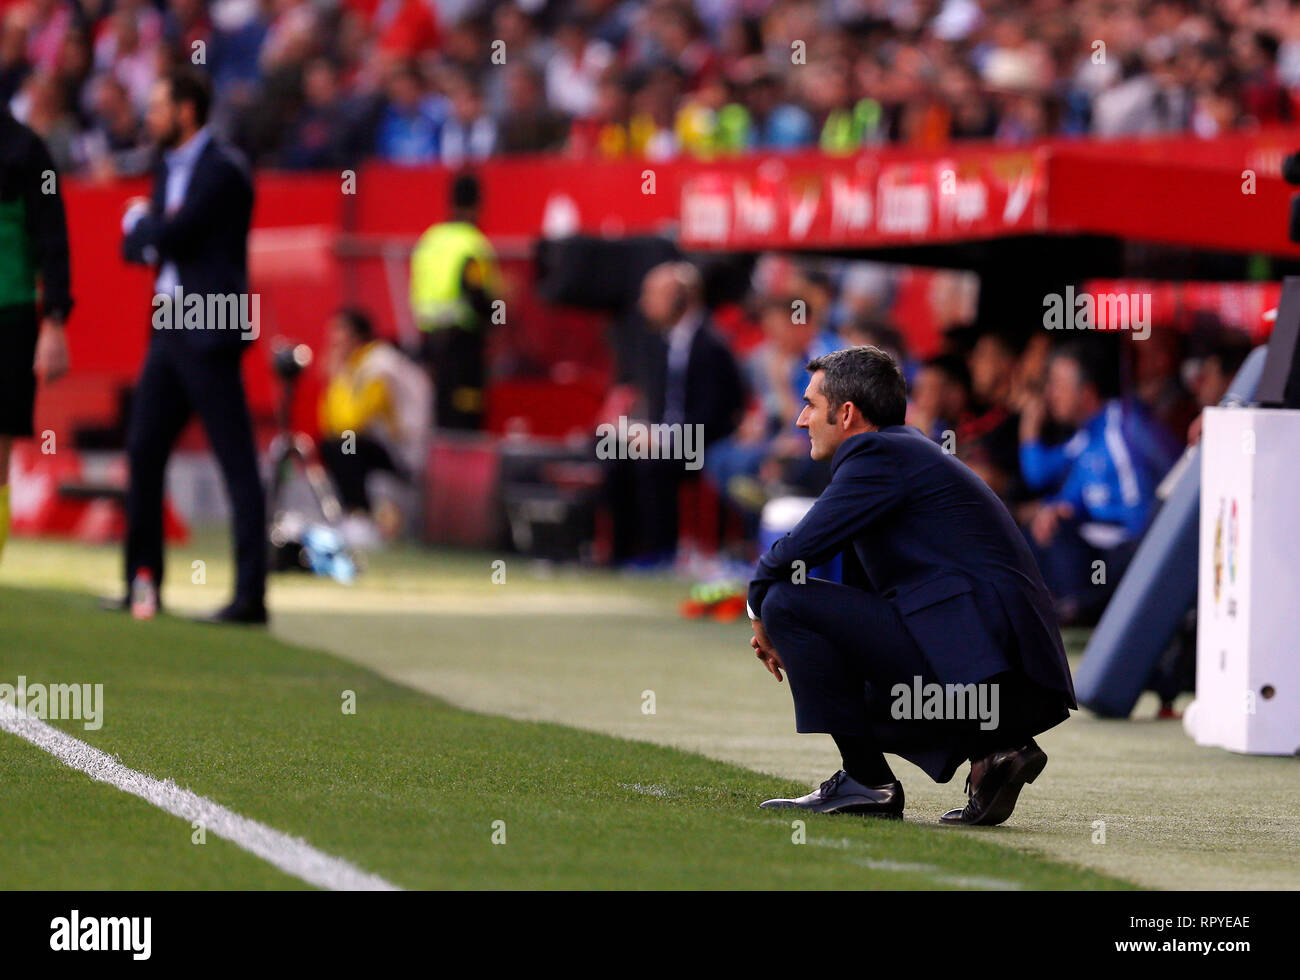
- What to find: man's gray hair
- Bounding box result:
[806,345,908,427]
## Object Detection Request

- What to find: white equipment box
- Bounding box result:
[1186,406,1300,755]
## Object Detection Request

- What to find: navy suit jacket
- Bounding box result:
[641,317,746,446]
[122,138,254,354]
[749,426,1076,703]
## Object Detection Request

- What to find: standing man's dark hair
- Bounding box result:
[164,67,212,129]
[806,346,908,428]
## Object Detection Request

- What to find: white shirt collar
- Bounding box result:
[666,308,703,349]
[165,125,211,169]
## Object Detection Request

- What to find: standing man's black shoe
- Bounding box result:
[196,601,268,626]
[760,770,904,818]
[939,739,1047,826]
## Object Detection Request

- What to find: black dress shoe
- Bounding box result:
[939,739,1047,827]
[760,770,904,819]
[196,601,268,626]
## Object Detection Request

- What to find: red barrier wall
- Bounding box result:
[39,128,1300,447]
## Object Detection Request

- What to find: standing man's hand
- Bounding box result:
[121,196,151,232]
[751,619,784,683]
[33,318,69,383]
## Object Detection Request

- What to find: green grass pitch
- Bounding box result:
[3,535,1297,889]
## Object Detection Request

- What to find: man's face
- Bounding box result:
[329,316,362,362]
[1046,356,1087,425]
[639,269,680,330]
[145,79,182,147]
[1192,357,1230,407]
[798,371,844,462]
[450,83,480,122]
[911,366,946,418]
[969,336,1013,401]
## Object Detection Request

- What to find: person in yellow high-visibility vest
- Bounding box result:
[409,173,501,430]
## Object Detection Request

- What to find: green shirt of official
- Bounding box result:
[0,195,38,309]
[409,220,500,332]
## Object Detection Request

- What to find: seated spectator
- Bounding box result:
[545,15,614,119]
[496,62,569,156]
[565,70,632,158]
[1019,341,1179,624]
[78,73,152,178]
[1132,323,1197,445]
[580,0,637,50]
[907,353,972,445]
[373,62,442,165]
[745,68,816,149]
[626,65,684,159]
[1185,324,1254,445]
[705,293,836,516]
[958,326,1030,500]
[10,69,79,171]
[675,72,750,157]
[373,0,442,63]
[93,1,161,113]
[0,18,29,106]
[641,3,716,89]
[318,308,430,544]
[280,58,351,170]
[437,69,496,165]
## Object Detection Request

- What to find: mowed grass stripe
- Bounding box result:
[0,587,1131,889]
[0,734,302,889]
[0,700,400,891]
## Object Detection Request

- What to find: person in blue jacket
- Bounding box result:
[1019,341,1179,624]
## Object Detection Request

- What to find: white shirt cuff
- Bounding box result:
[746,601,758,621]
[122,201,149,235]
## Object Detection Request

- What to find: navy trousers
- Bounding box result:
[760,578,1067,781]
[125,337,266,606]
[762,578,933,736]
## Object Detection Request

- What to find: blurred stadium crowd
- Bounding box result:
[7,0,1300,176]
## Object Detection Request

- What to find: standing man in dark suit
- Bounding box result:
[609,261,745,563]
[749,346,1074,825]
[116,67,266,624]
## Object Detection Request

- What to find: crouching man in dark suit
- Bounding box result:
[748,347,1074,825]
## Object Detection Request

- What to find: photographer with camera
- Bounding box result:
[316,308,430,547]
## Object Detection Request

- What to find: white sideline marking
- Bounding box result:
[0,701,401,891]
